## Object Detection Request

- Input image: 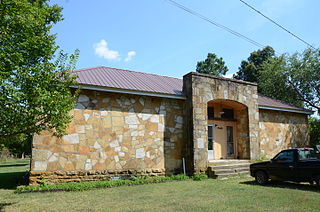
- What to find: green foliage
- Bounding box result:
[0,0,79,139]
[234,46,275,83]
[38,175,48,186]
[259,47,320,112]
[258,56,303,107]
[170,174,190,180]
[285,48,320,113]
[0,133,32,158]
[0,145,11,160]
[309,117,320,146]
[235,46,320,110]
[130,175,148,181]
[15,174,192,193]
[196,53,228,76]
[192,174,208,181]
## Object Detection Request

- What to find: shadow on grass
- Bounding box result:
[0,202,15,211]
[0,171,29,189]
[0,163,29,168]
[240,180,320,193]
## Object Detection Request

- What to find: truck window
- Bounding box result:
[298,149,317,160]
[273,151,294,162]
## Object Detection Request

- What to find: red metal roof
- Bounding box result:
[257,94,311,112]
[73,66,311,113]
[74,66,183,96]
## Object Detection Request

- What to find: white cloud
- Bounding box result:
[125,51,136,62]
[223,73,234,79]
[94,40,120,60]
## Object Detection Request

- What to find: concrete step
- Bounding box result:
[208,163,251,171]
[207,160,251,179]
[212,171,250,179]
[211,167,249,175]
[208,160,250,166]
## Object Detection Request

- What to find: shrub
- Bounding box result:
[0,146,11,161]
[16,174,192,193]
[192,174,208,181]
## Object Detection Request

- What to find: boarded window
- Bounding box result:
[208,107,214,120]
[221,108,234,120]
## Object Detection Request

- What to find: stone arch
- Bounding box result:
[183,72,260,174]
[207,99,250,159]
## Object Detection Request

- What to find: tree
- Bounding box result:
[0,0,79,139]
[196,53,228,76]
[285,48,320,113]
[234,46,275,83]
[259,47,320,114]
[0,134,32,158]
[234,46,303,107]
[258,56,303,107]
[309,117,320,146]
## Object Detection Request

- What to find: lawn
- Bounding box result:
[1,160,320,212]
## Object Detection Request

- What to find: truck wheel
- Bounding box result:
[255,171,268,185]
[315,176,320,188]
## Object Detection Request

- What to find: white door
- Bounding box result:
[208,125,214,160]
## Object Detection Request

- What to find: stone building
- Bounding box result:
[30,67,312,184]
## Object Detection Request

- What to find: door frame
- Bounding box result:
[207,120,237,160]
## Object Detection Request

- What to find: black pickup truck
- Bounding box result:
[250,148,320,186]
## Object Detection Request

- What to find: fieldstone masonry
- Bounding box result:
[259,109,309,158]
[183,72,260,174]
[30,90,184,185]
[30,71,310,184]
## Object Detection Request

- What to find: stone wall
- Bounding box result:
[30,89,184,185]
[235,109,250,159]
[183,72,260,174]
[259,109,309,158]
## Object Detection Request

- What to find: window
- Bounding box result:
[273,151,294,163]
[298,149,317,160]
[208,107,214,120]
[208,125,213,150]
[221,108,234,120]
[226,126,234,156]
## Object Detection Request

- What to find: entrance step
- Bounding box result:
[208,159,250,166]
[207,160,251,179]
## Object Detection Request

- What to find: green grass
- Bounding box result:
[0,159,29,189]
[1,160,320,212]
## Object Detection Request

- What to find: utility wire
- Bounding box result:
[239,0,315,49]
[164,0,266,49]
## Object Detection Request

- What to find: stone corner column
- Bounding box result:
[183,73,208,174]
[248,96,261,160]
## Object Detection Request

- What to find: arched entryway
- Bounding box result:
[207,99,249,160]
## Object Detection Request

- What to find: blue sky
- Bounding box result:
[51,0,320,78]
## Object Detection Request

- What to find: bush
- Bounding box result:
[16,174,192,193]
[192,174,208,181]
[0,146,11,161]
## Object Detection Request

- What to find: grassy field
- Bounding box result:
[1,160,320,212]
[0,159,30,190]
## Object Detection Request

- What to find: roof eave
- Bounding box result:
[259,106,313,115]
[71,84,187,100]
